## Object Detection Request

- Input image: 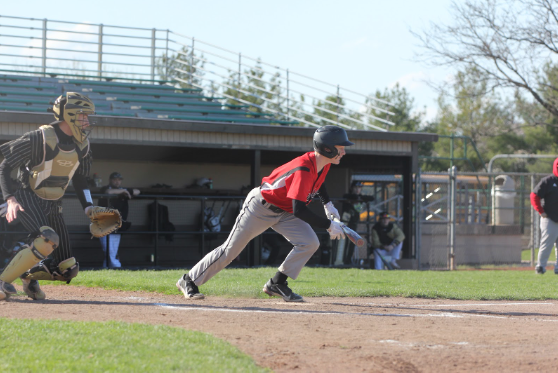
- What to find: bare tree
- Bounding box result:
[413,0,558,118]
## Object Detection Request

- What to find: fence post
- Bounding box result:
[237,53,242,100]
[151,28,156,81]
[98,24,103,79]
[190,37,195,86]
[450,134,454,169]
[154,198,158,266]
[531,174,536,266]
[476,191,482,223]
[491,172,496,229]
[286,69,290,119]
[42,19,47,76]
[448,166,457,270]
[165,30,169,81]
[336,84,340,126]
[520,175,525,234]
[415,168,422,269]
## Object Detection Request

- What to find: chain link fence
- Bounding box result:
[418,170,548,269]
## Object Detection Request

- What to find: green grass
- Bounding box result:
[521,248,557,262]
[28,266,558,301]
[6,266,558,372]
[0,318,267,373]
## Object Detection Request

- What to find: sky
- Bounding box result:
[0,0,455,123]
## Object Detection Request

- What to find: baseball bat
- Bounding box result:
[374,248,394,270]
[333,217,365,247]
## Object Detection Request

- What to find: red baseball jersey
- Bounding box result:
[260,152,330,213]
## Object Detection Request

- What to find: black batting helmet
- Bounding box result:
[313,125,354,159]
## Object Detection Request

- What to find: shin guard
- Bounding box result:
[0,227,58,283]
[22,257,79,284]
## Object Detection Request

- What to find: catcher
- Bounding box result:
[0,92,121,301]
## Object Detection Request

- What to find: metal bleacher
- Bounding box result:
[0,73,299,125]
[0,15,398,130]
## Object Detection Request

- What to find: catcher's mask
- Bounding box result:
[313,125,354,159]
[52,92,95,144]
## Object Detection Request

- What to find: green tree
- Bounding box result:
[367,83,424,132]
[364,84,447,170]
[222,60,296,122]
[156,46,205,90]
[429,66,518,171]
[311,95,362,128]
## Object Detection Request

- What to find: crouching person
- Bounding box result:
[0,93,98,300]
[371,212,405,270]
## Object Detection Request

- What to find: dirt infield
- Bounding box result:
[1,286,558,372]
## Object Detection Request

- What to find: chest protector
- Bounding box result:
[29,125,89,200]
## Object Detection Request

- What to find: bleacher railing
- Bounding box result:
[0,14,394,130]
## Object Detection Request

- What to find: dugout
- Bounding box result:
[0,111,437,268]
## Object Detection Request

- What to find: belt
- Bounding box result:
[261,199,284,213]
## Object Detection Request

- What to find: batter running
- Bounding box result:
[177,125,353,302]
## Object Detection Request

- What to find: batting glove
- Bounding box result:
[324,201,340,221]
[327,220,346,240]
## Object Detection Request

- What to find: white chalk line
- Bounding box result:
[378,340,472,349]
[405,302,555,307]
[364,302,554,307]
[154,303,464,318]
[153,303,558,322]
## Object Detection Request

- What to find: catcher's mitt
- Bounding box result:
[88,206,122,238]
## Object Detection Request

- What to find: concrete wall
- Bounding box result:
[419,224,523,268]
[92,160,251,190]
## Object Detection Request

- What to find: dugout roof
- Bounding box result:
[0,112,437,172]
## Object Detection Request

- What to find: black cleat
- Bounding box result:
[263,278,304,302]
[176,274,204,299]
[536,265,546,274]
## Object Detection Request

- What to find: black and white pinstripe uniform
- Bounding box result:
[0,125,91,265]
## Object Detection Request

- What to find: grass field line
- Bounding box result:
[154,303,558,322]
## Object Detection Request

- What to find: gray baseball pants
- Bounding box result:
[188,187,320,286]
[538,216,558,269]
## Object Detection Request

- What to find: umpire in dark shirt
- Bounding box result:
[530,157,558,274]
